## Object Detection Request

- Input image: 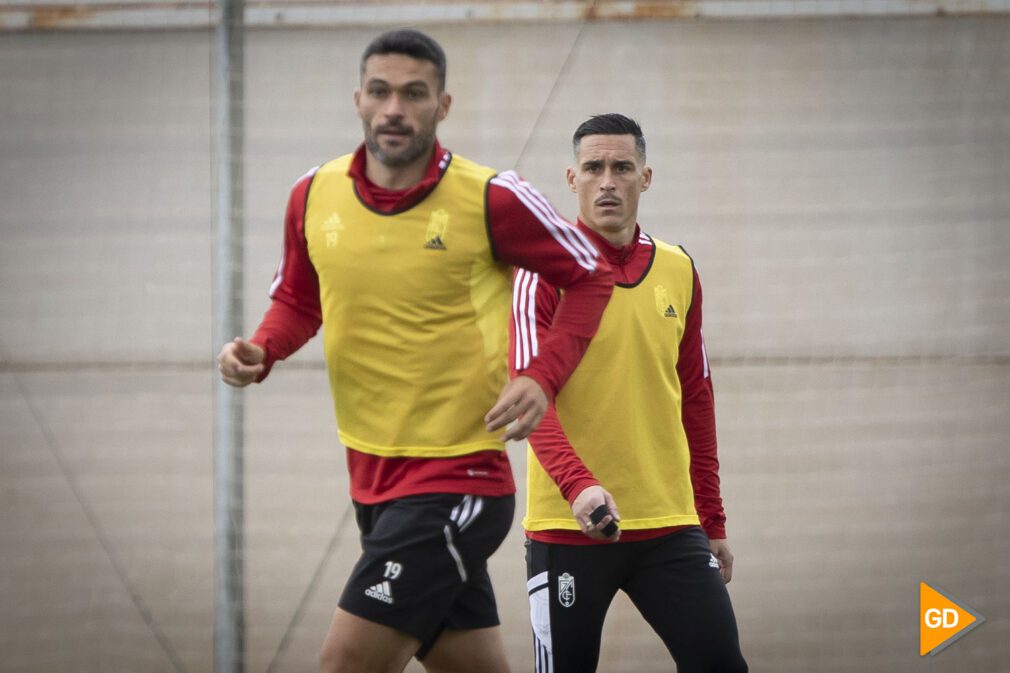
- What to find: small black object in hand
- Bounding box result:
[589,504,619,537]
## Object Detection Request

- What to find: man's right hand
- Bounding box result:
[217,337,265,387]
[571,485,621,542]
[483,376,548,442]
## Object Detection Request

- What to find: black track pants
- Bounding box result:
[526,527,748,673]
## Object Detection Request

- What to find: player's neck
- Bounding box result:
[583,218,637,248]
[364,147,434,191]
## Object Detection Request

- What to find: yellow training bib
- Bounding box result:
[525,240,701,531]
[305,153,512,458]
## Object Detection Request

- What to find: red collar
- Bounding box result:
[575,220,653,286]
[576,220,646,265]
[347,140,451,213]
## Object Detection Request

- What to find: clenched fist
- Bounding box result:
[217,337,265,387]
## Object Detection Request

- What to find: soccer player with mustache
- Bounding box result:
[514,114,747,673]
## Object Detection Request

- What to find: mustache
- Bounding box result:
[375,123,413,134]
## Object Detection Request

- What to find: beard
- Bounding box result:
[363,119,436,168]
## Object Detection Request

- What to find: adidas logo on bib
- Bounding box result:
[365,580,394,604]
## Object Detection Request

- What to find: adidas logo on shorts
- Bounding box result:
[709,554,720,569]
[365,580,394,604]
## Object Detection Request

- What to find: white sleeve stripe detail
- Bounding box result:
[701,328,710,379]
[492,171,598,273]
[525,272,539,365]
[514,270,530,369]
[268,252,285,298]
[513,269,540,370]
[495,170,597,268]
[512,270,529,370]
[269,166,318,298]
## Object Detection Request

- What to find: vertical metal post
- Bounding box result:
[213,0,244,672]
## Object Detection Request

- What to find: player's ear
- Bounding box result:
[353,89,362,115]
[566,167,577,192]
[641,165,653,192]
[437,91,451,122]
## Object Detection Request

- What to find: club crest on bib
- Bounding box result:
[655,284,677,318]
[425,208,449,250]
[558,572,576,608]
[322,212,344,249]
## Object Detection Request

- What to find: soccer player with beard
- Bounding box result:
[216,29,613,673]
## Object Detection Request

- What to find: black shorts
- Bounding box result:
[526,526,748,673]
[339,493,514,656]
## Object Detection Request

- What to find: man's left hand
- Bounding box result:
[709,538,734,584]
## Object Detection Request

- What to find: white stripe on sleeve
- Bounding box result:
[512,269,540,371]
[701,328,710,380]
[268,252,286,298]
[491,171,598,273]
[269,166,318,298]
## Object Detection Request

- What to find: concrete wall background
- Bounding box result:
[1,16,1008,673]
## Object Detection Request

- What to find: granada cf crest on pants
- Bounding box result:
[558,572,575,608]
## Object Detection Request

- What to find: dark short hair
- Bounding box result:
[572,113,646,160]
[360,28,447,91]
